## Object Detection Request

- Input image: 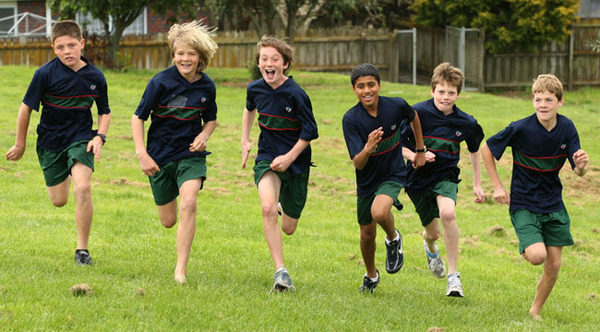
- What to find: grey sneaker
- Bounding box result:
[272,268,296,292]
[385,230,403,274]
[446,272,464,297]
[358,270,380,293]
[74,249,92,266]
[424,241,446,278]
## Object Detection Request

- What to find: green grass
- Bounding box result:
[1,66,599,331]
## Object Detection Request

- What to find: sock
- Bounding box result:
[385,230,400,245]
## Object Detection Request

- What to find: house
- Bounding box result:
[0,0,180,37]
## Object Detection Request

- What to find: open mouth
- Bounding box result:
[265,69,276,80]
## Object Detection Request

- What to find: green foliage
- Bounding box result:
[1,66,599,330]
[410,0,579,54]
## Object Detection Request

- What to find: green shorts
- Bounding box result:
[253,160,310,219]
[356,181,404,226]
[149,156,206,206]
[407,179,458,227]
[510,208,573,254]
[37,140,94,187]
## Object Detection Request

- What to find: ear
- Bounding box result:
[80,38,86,49]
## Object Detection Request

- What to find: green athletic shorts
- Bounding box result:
[356,181,404,226]
[149,156,206,206]
[253,160,310,219]
[407,179,458,227]
[37,140,94,187]
[510,208,573,254]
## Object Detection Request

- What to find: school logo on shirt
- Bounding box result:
[391,124,397,131]
[201,97,206,103]
[285,106,292,113]
[561,144,566,150]
[455,130,463,137]
[90,85,96,90]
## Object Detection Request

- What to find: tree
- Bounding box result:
[48,0,202,68]
[410,0,580,54]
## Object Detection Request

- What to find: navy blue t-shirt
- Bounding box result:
[404,99,484,190]
[134,66,217,166]
[245,77,319,174]
[486,114,580,213]
[342,96,415,197]
[23,57,110,152]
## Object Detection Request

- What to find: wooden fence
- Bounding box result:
[2,24,599,91]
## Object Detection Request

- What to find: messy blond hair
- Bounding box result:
[50,20,82,43]
[431,62,464,94]
[168,20,218,72]
[255,35,293,74]
[532,74,563,101]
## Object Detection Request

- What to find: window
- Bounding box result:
[77,8,147,36]
[0,6,16,35]
[579,0,600,18]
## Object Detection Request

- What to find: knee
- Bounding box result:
[282,223,297,235]
[524,250,547,266]
[50,197,68,207]
[261,202,278,219]
[425,230,441,242]
[179,198,197,216]
[73,182,91,200]
[439,209,456,225]
[360,228,377,243]
[161,217,177,228]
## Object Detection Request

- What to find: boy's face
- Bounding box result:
[258,46,289,88]
[173,43,200,80]
[432,81,459,114]
[52,35,85,70]
[533,90,563,123]
[352,75,381,109]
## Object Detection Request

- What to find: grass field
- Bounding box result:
[0,65,599,331]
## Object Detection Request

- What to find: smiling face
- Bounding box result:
[352,75,381,112]
[52,35,85,71]
[173,42,201,82]
[432,81,459,115]
[533,90,563,124]
[258,46,289,89]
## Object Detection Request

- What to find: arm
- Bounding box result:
[410,111,426,169]
[5,103,33,161]
[270,139,312,172]
[469,150,485,203]
[87,112,111,162]
[189,120,217,152]
[481,142,509,205]
[573,149,589,177]
[352,127,383,171]
[241,108,256,169]
[131,115,160,176]
[402,146,436,164]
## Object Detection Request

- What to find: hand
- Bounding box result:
[87,136,104,162]
[241,140,252,169]
[412,152,426,169]
[366,127,383,154]
[493,186,510,205]
[190,133,209,152]
[270,154,293,172]
[424,151,436,163]
[136,152,160,176]
[573,149,589,171]
[6,145,26,161]
[473,185,485,203]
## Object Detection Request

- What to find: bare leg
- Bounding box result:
[172,178,202,283]
[280,207,299,236]
[371,194,397,241]
[70,162,93,250]
[47,176,71,208]
[423,218,442,253]
[527,245,562,320]
[360,222,378,278]
[437,195,458,274]
[257,172,284,270]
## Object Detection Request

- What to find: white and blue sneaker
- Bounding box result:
[424,241,446,278]
[446,272,464,297]
[272,267,296,292]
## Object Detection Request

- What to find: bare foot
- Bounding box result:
[174,273,187,284]
[529,310,542,321]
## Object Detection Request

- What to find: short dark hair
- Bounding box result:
[351,63,380,86]
[50,20,82,43]
[255,35,293,73]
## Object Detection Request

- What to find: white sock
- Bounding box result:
[385,230,400,245]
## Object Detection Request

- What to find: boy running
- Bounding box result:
[403,62,485,297]
[132,20,218,283]
[342,63,426,293]
[481,74,589,320]
[241,36,319,292]
[5,20,111,266]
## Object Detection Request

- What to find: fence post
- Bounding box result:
[568,28,574,91]
[478,29,485,93]
[390,30,399,83]
[413,27,417,85]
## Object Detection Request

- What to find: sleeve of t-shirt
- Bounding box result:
[342,114,364,160]
[134,78,161,120]
[566,123,581,170]
[245,85,256,111]
[486,124,515,160]
[465,121,485,153]
[202,84,218,123]
[294,91,319,142]
[22,69,46,112]
[95,74,111,115]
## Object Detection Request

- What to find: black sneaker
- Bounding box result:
[385,230,403,274]
[75,249,93,266]
[358,270,380,293]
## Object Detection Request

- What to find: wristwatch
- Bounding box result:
[95,133,107,144]
[415,146,427,153]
